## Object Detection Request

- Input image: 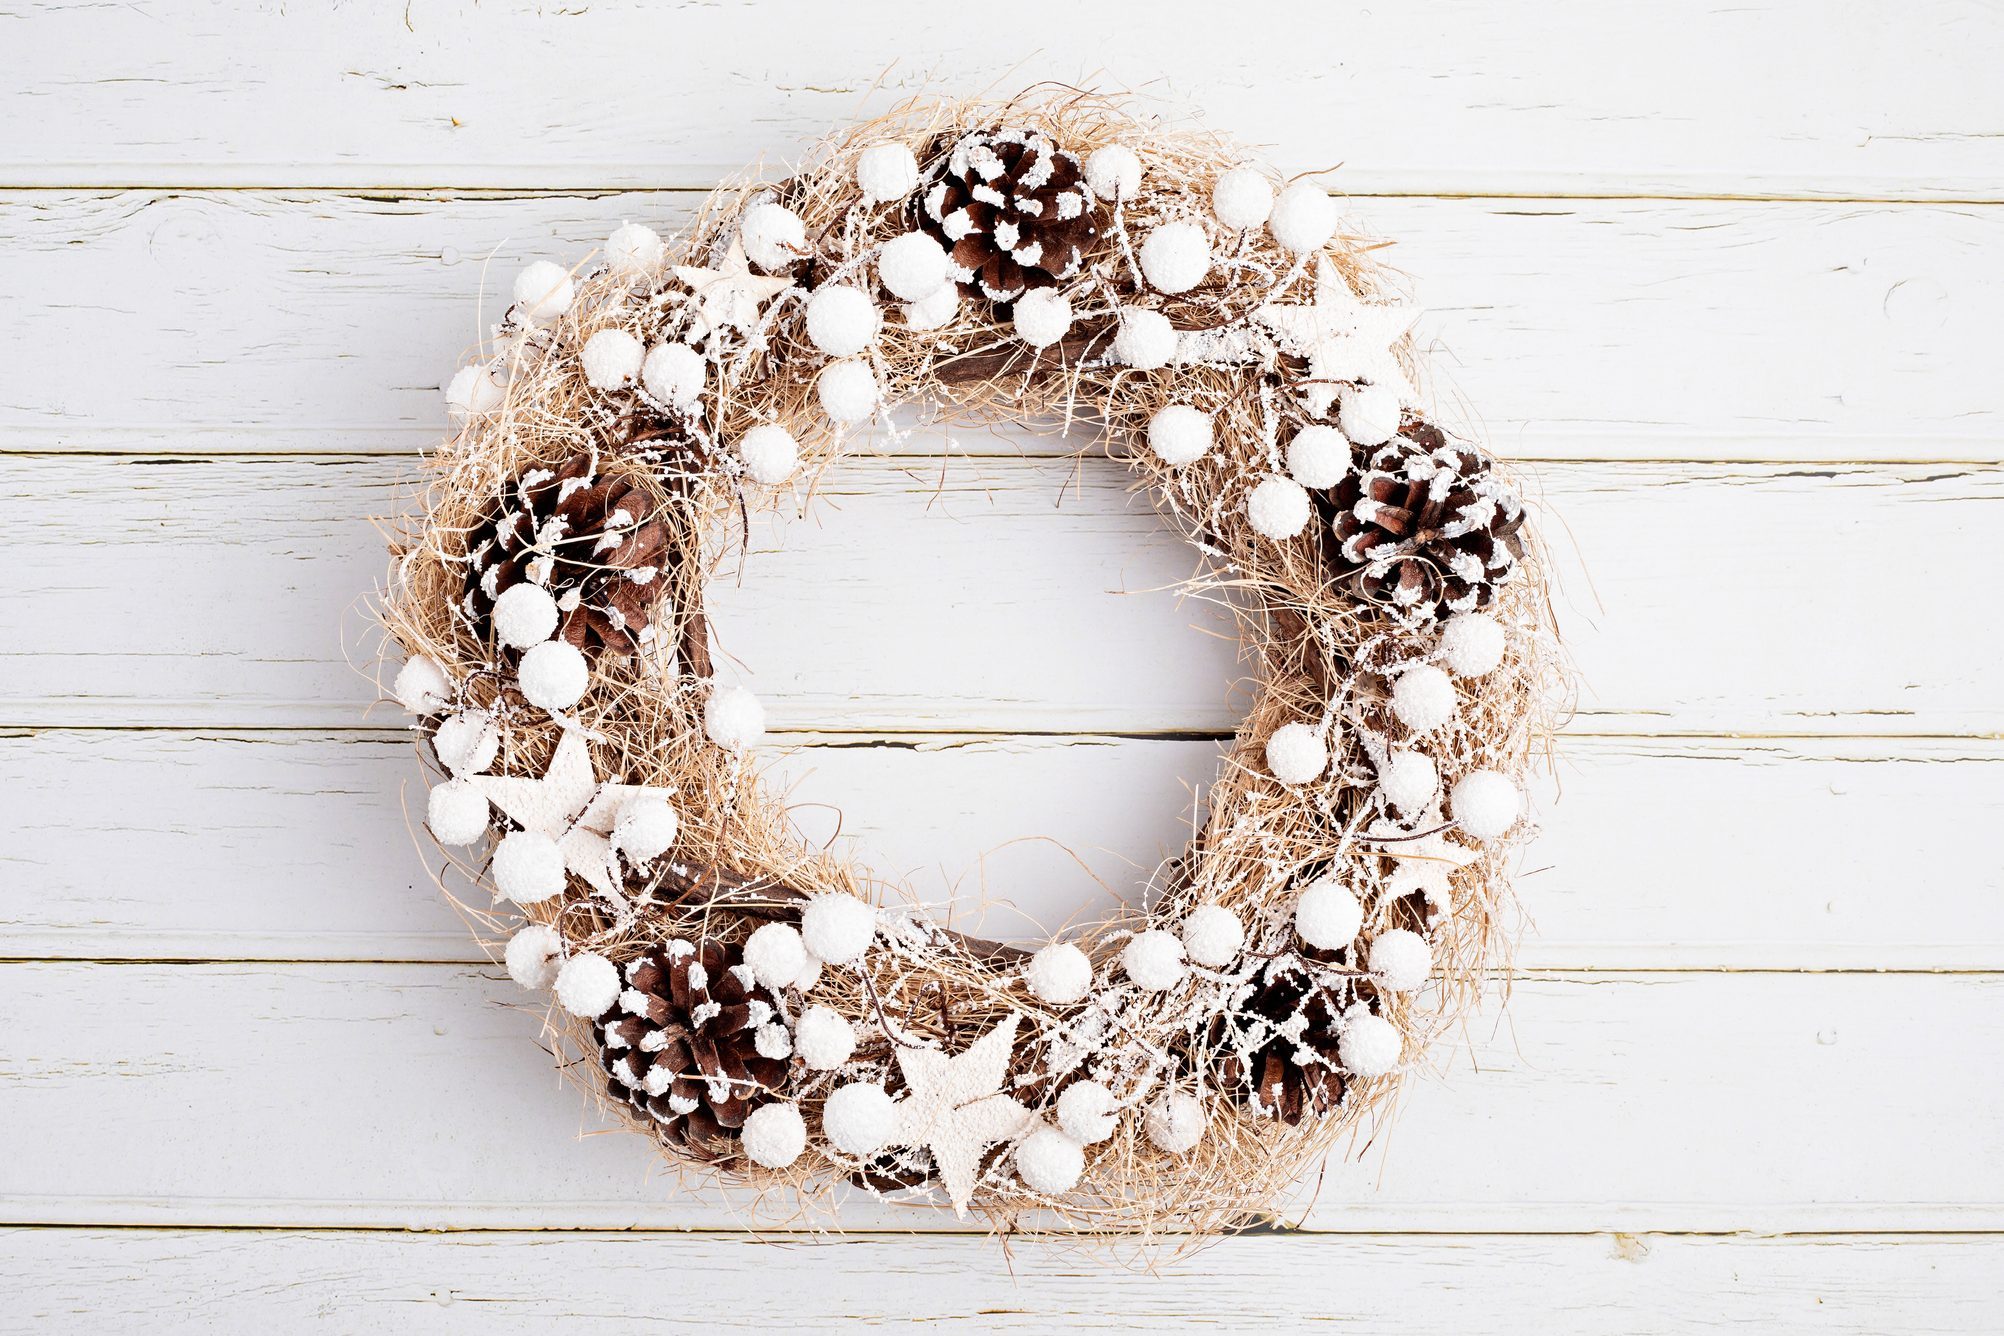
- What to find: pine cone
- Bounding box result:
[595,939,792,1160]
[1328,426,1525,619]
[917,128,1100,304]
[462,452,671,658]
[1211,957,1349,1125]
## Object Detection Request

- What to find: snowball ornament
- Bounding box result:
[1180,904,1245,968]
[877,231,949,302]
[742,1102,808,1169]
[703,684,765,752]
[1012,287,1073,349]
[1146,404,1213,466]
[1391,664,1458,734]
[802,892,876,965]
[1451,769,1522,840]
[1441,611,1507,678]
[610,794,678,863]
[739,201,806,270]
[1122,929,1187,990]
[1145,1092,1206,1155]
[1285,424,1349,489]
[902,282,959,331]
[817,358,879,423]
[804,284,882,356]
[393,656,452,715]
[1295,876,1363,950]
[823,1081,898,1156]
[1264,722,1327,786]
[1113,307,1177,370]
[743,923,808,991]
[1015,1127,1085,1194]
[490,582,559,650]
[512,260,575,321]
[795,1004,858,1071]
[1055,1080,1118,1145]
[1084,144,1142,200]
[640,340,706,409]
[1212,166,1275,230]
[1377,748,1439,815]
[1025,942,1092,1004]
[503,922,562,990]
[580,328,644,390]
[1139,221,1211,294]
[1268,180,1337,254]
[856,142,920,205]
[432,708,499,775]
[426,778,490,846]
[1370,929,1433,993]
[1246,476,1311,539]
[1337,382,1403,447]
[445,363,506,419]
[604,221,665,275]
[1339,1008,1402,1077]
[738,424,800,486]
[492,830,566,904]
[518,639,589,712]
[555,951,621,1018]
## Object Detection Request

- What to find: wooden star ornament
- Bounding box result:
[1255,255,1421,416]
[889,1015,1035,1215]
[470,730,668,898]
[673,237,795,342]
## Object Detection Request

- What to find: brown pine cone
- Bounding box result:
[1328,426,1525,619]
[1212,958,1349,1125]
[462,452,671,658]
[594,939,792,1161]
[917,128,1100,304]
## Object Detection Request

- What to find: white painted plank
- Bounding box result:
[3,1228,1999,1335]
[7,192,1999,458]
[9,730,2003,970]
[6,1,2003,199]
[0,455,1997,735]
[1,965,1996,1231]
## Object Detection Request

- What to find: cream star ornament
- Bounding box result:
[1254,255,1420,416]
[888,1015,1035,1215]
[1368,811,1479,920]
[470,730,670,899]
[673,237,795,342]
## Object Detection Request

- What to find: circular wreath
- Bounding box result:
[377,91,1557,1232]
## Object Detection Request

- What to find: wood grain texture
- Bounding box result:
[6,0,2003,199]
[5,191,1998,459]
[4,1228,1999,1334]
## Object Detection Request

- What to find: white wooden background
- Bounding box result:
[4,1,2002,1330]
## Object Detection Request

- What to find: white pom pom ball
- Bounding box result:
[512,260,575,321]
[1268,181,1337,254]
[1145,1092,1206,1155]
[1015,1126,1085,1194]
[1391,664,1458,734]
[491,582,559,650]
[823,1081,898,1156]
[1025,942,1092,1005]
[1451,769,1522,840]
[817,358,879,423]
[795,1004,857,1070]
[804,285,882,357]
[394,656,452,715]
[1370,929,1433,993]
[503,922,562,990]
[902,282,959,331]
[518,639,589,711]
[1264,721,1327,786]
[802,892,875,965]
[1113,307,1177,370]
[640,341,706,410]
[739,201,806,271]
[1122,929,1187,991]
[426,778,490,846]
[1012,287,1073,349]
[432,708,499,775]
[605,222,664,275]
[445,363,506,419]
[1441,611,1507,678]
[1180,904,1244,968]
[555,951,621,1018]
[738,424,799,486]
[703,684,765,752]
[857,142,920,205]
[741,1101,807,1169]
[877,231,949,302]
[1212,166,1274,230]
[1378,748,1439,815]
[1286,424,1349,489]
[1339,1008,1402,1077]
[1338,382,1403,446]
[611,795,678,864]
[1295,876,1363,950]
[743,923,808,991]
[1247,476,1311,539]
[1055,1080,1118,1144]
[1084,144,1142,201]
[1146,404,1212,467]
[1139,221,1211,294]
[580,328,644,391]
[493,830,566,904]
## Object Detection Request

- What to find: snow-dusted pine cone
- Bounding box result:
[462,452,671,658]
[595,939,793,1162]
[1210,958,1349,1125]
[1327,426,1526,619]
[917,127,1101,304]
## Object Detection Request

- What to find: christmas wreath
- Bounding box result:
[376,91,1558,1233]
